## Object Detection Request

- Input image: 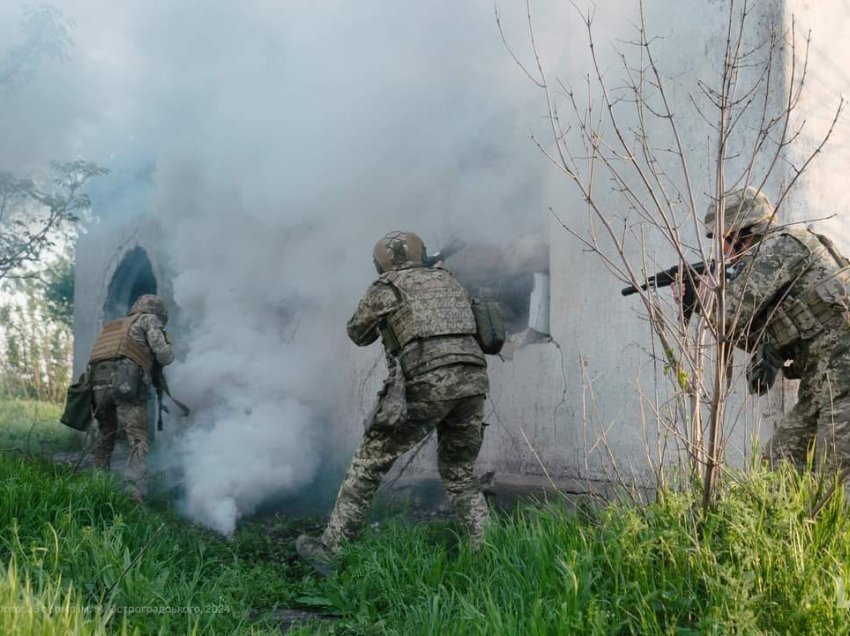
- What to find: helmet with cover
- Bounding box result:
[705,186,775,238]
[372,231,426,273]
[129,294,168,325]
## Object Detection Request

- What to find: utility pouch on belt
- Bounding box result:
[746,341,785,396]
[113,361,147,403]
[365,358,407,433]
[60,372,94,432]
[471,298,506,355]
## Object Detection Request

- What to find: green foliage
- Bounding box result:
[294,465,850,635]
[0,6,104,406]
[0,399,80,454]
[0,260,74,403]
[0,557,120,636]
[0,452,298,634]
[0,161,108,284]
[42,249,74,328]
[4,393,850,635]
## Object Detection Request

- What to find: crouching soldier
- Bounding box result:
[694,187,850,470]
[89,294,174,502]
[297,231,492,574]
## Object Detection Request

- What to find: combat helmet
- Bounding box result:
[373,231,425,273]
[129,294,168,325]
[705,186,775,238]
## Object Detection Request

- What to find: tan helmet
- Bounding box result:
[372,231,425,273]
[704,186,775,238]
[129,294,168,324]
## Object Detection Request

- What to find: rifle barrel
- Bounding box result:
[620,262,706,297]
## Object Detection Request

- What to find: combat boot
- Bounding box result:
[295,535,334,577]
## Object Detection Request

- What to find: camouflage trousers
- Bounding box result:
[322,393,489,553]
[764,330,850,470]
[92,385,150,499]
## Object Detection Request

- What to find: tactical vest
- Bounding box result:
[761,228,850,353]
[380,266,484,377]
[382,267,477,349]
[89,315,154,370]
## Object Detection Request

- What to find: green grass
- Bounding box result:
[0,452,321,634]
[296,464,850,635]
[3,401,850,634]
[0,399,82,455]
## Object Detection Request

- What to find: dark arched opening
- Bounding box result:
[104,247,158,320]
[103,246,160,440]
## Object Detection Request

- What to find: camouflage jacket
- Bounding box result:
[719,227,850,357]
[129,313,174,367]
[347,265,487,383]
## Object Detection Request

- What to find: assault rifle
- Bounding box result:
[621,261,709,322]
[424,238,465,268]
[152,364,191,431]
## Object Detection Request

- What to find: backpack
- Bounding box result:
[60,372,94,432]
[471,298,506,355]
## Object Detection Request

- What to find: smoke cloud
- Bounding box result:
[1,0,577,533]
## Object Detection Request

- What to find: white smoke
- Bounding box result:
[0,0,580,533]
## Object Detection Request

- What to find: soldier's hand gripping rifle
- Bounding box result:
[424,238,466,268]
[621,261,709,322]
[151,364,191,431]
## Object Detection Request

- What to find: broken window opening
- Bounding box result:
[446,236,550,346]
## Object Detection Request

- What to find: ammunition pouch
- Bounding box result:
[378,318,401,355]
[60,371,94,432]
[90,360,118,386]
[471,298,506,355]
[113,360,149,404]
[765,267,850,353]
[746,341,785,396]
[365,358,407,433]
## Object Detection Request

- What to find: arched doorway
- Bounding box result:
[103,246,160,439]
[104,247,158,320]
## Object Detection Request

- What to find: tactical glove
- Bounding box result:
[746,341,784,395]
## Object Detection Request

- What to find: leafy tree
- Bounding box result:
[41,247,73,328]
[0,162,107,283]
[0,6,106,401]
[0,255,73,403]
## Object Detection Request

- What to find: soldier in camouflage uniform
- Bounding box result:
[297,231,491,573]
[700,187,850,469]
[89,294,174,502]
